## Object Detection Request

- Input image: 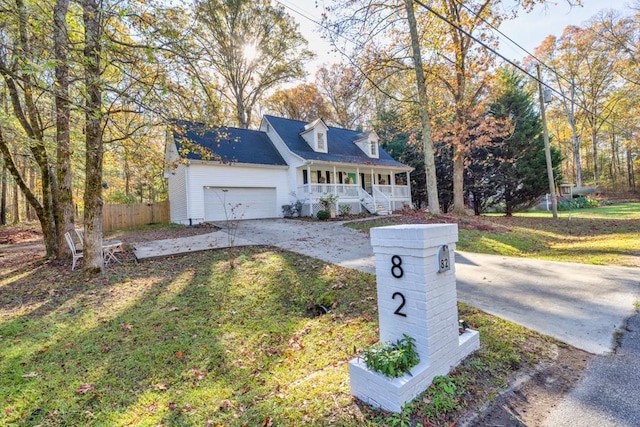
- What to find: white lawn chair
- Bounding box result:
[64,231,83,271]
[74,228,84,248]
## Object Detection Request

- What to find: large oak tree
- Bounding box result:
[194,0,313,128]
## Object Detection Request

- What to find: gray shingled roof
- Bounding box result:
[264,115,409,169]
[171,120,287,166]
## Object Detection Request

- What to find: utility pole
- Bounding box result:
[536,64,558,219]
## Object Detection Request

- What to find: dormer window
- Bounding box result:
[355,130,380,159]
[318,133,325,151]
[300,118,329,153]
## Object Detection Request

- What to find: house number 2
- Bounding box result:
[392,292,407,317]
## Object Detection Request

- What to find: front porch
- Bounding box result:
[295,165,412,216]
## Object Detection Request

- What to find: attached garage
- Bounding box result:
[203,187,278,221]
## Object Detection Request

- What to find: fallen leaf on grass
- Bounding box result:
[121,322,133,331]
[175,351,184,359]
[190,368,207,380]
[76,383,95,394]
[261,416,273,427]
[22,371,38,378]
[219,399,234,410]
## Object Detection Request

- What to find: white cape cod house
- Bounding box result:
[164,115,412,224]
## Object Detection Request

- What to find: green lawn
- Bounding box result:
[349,202,640,267]
[3,202,636,425]
[1,246,555,426]
[462,202,640,266]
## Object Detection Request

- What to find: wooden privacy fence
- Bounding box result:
[102,200,170,232]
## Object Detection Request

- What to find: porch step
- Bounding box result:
[361,200,389,215]
[375,201,389,215]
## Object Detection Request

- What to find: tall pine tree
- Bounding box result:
[484,69,562,215]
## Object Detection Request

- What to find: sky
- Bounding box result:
[277,0,635,79]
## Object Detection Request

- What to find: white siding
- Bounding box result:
[167,163,188,224]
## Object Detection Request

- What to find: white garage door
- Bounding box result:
[203,187,277,221]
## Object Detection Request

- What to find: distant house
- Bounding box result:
[164,115,412,224]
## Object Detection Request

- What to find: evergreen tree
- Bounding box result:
[485,69,562,215]
[375,110,428,209]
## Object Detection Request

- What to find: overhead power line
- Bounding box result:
[412,0,626,134]
[274,0,627,135]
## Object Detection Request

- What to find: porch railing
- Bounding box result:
[297,184,360,200]
[377,185,410,198]
[298,184,409,200]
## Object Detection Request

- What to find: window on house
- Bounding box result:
[325,171,331,184]
[370,141,377,156]
[338,172,343,184]
[303,169,308,184]
[317,171,322,183]
[317,133,325,151]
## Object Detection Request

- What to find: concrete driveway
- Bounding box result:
[134,218,639,355]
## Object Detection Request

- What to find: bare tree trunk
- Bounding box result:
[568,81,582,187]
[124,155,131,197]
[404,0,440,215]
[81,0,105,274]
[53,0,74,257]
[628,147,636,192]
[28,164,35,220]
[236,94,247,129]
[610,133,617,185]
[452,147,465,213]
[592,126,599,182]
[1,160,6,225]
[12,167,19,223]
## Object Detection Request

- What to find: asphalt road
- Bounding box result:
[543,312,640,427]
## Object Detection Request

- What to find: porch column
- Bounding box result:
[406,171,411,205]
[371,169,376,206]
[307,164,313,215]
[391,170,396,198]
[356,167,361,213]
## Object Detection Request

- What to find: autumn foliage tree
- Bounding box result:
[264,83,333,123]
[194,0,313,128]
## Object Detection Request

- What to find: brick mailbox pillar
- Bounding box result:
[349,224,480,413]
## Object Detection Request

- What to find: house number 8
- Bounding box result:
[391,255,403,278]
